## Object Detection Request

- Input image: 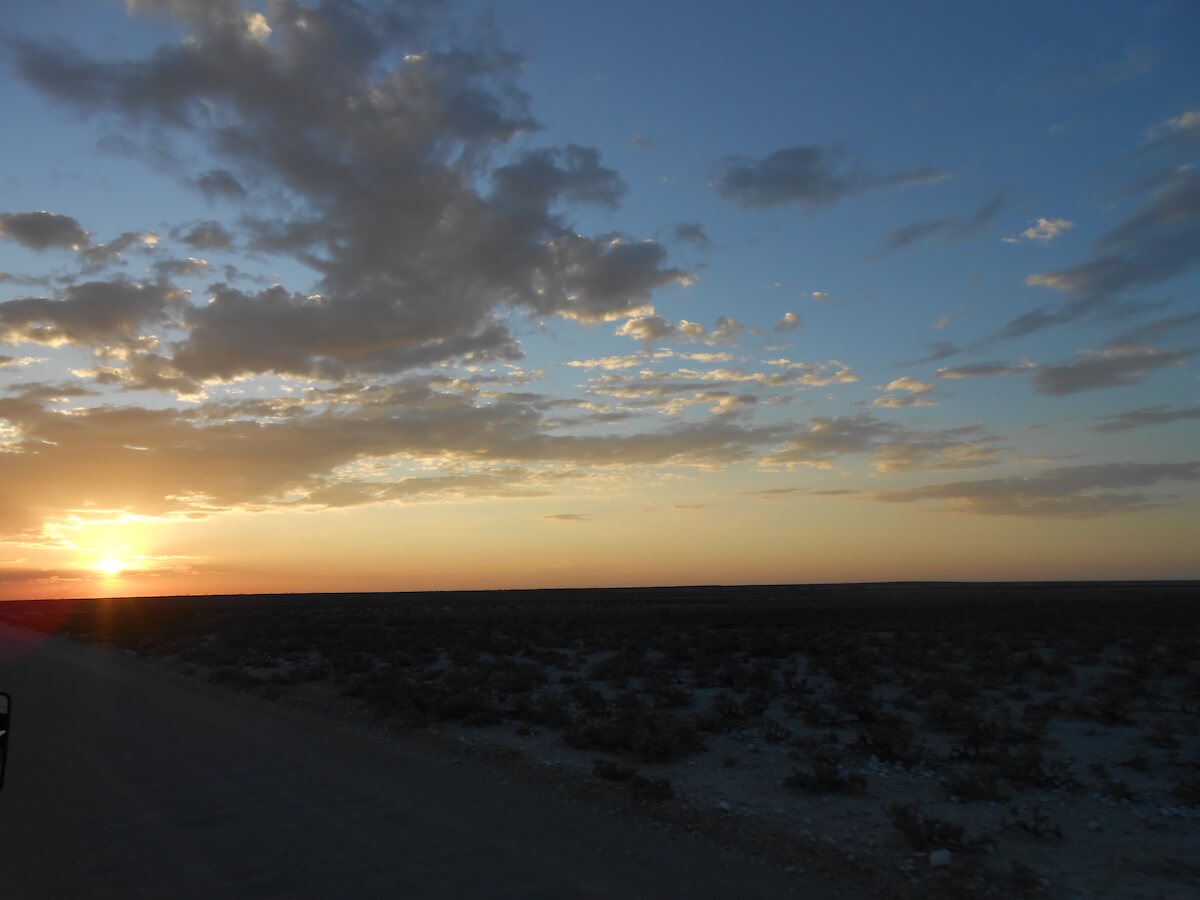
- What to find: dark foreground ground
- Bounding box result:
[0,619,811,900]
[2,582,1199,898]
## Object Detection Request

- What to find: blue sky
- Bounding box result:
[0,0,1197,596]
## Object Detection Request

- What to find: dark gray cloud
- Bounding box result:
[876,462,1200,518]
[188,168,247,202]
[79,230,160,267]
[0,272,53,288]
[152,257,209,280]
[1091,405,1200,434]
[0,279,183,347]
[170,220,235,252]
[0,211,158,273]
[714,145,946,210]
[1033,346,1192,395]
[171,283,521,381]
[492,145,625,211]
[879,192,1004,254]
[671,223,710,248]
[8,0,684,376]
[0,211,89,251]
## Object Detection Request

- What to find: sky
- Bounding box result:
[0,0,1198,599]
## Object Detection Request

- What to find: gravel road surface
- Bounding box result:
[0,622,812,899]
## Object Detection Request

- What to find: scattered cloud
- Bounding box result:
[1002,218,1075,244]
[764,414,999,473]
[615,314,745,347]
[541,513,589,522]
[565,354,649,370]
[0,355,43,369]
[773,311,801,333]
[872,376,936,408]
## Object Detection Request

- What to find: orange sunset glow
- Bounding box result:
[0,0,1197,601]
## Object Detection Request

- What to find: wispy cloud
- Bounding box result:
[936,361,1036,380]
[1090,405,1200,433]
[713,145,947,210]
[876,462,1200,518]
[878,192,1004,254]
[1001,166,1200,340]
[1033,346,1192,395]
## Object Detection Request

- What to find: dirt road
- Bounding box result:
[0,622,812,899]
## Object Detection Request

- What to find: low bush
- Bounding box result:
[630,774,674,803]
[885,803,969,851]
[592,758,637,782]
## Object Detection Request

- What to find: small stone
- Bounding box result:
[1086,820,1100,831]
[717,801,732,812]
[929,849,952,868]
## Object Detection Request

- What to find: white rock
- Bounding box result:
[929,849,952,868]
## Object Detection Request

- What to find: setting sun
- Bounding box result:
[94,556,127,578]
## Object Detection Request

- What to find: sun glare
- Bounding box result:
[95,556,127,577]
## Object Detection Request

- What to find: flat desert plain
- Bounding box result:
[3,583,1198,898]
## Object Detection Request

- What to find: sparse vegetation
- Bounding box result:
[2,582,1197,899]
